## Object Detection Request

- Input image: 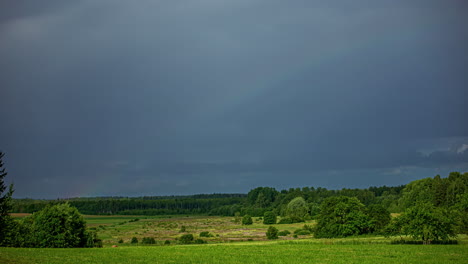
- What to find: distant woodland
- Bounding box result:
[12,172,467,218]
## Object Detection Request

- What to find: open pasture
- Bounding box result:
[1,240,467,264]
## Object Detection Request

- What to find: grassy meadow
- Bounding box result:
[3,214,468,264]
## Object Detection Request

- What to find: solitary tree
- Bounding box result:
[389,202,456,244]
[22,203,100,248]
[266,226,279,239]
[314,196,373,238]
[0,152,14,246]
[286,197,308,222]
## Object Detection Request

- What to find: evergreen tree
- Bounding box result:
[0,151,14,246]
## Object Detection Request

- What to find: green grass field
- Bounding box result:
[2,241,467,264]
[3,215,467,263]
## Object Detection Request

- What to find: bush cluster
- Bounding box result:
[142,237,156,244]
[199,231,214,237]
[278,230,291,236]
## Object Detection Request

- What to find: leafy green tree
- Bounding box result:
[399,178,434,210]
[266,226,279,239]
[454,192,468,234]
[0,151,14,246]
[242,215,253,225]
[392,203,457,244]
[263,211,277,225]
[24,203,97,248]
[286,197,308,222]
[366,204,391,232]
[131,237,138,244]
[315,196,373,238]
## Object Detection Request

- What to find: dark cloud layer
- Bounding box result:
[1,0,467,198]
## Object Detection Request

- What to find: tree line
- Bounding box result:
[11,185,405,217]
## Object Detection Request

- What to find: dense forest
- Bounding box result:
[12,172,467,219]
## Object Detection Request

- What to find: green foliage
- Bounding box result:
[277,217,293,224]
[179,234,194,244]
[388,203,457,244]
[199,231,214,237]
[164,240,171,245]
[0,152,14,247]
[242,215,253,225]
[398,172,468,210]
[20,203,94,248]
[266,226,278,239]
[131,237,138,244]
[194,238,207,244]
[294,230,311,236]
[247,187,278,208]
[179,225,187,232]
[454,192,468,234]
[315,196,373,238]
[85,229,103,248]
[234,212,241,223]
[286,197,308,221]
[366,204,391,232]
[142,237,156,244]
[277,230,290,236]
[263,211,277,224]
[118,239,123,243]
[293,225,313,236]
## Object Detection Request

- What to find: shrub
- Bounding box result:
[263,211,277,225]
[194,238,206,244]
[131,237,138,244]
[179,225,187,232]
[242,215,253,225]
[142,237,156,244]
[278,230,291,236]
[164,240,171,245]
[295,230,311,236]
[278,217,293,224]
[20,203,98,248]
[199,231,213,237]
[179,234,194,244]
[234,212,241,224]
[278,216,304,224]
[85,230,103,248]
[266,226,279,239]
[118,239,123,243]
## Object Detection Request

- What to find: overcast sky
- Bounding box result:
[1,0,467,199]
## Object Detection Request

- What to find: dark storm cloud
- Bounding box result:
[1,0,467,198]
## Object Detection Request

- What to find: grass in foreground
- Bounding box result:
[1,240,467,264]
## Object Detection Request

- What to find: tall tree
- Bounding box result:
[0,151,14,246]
